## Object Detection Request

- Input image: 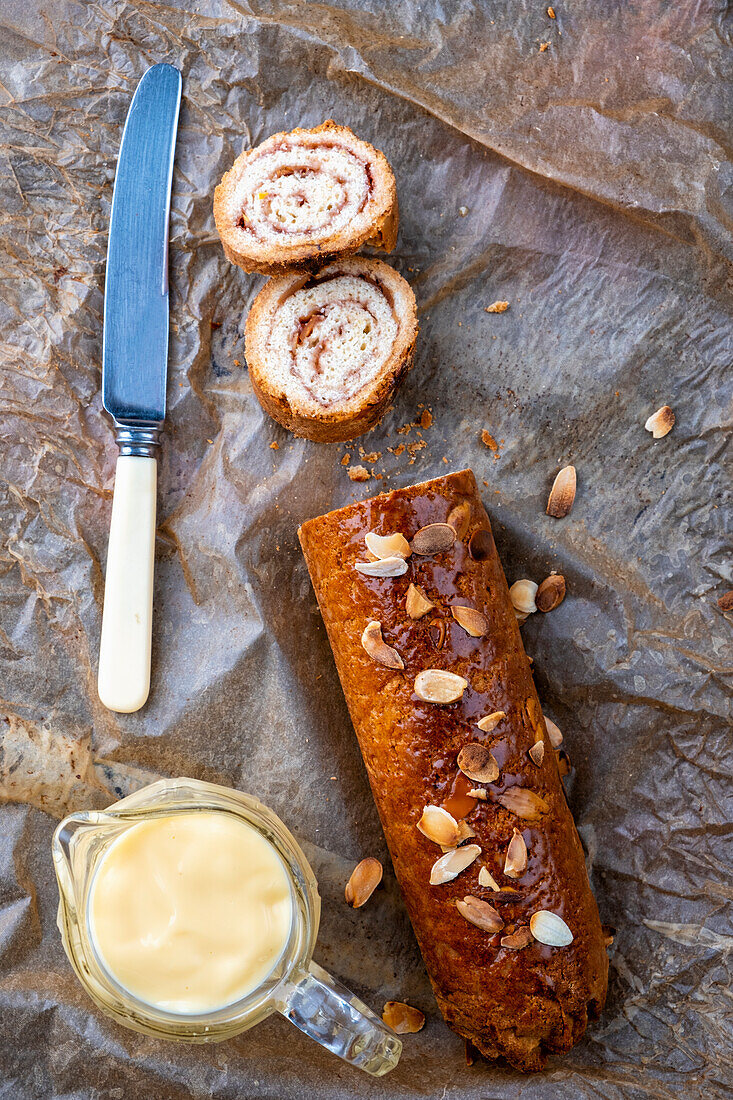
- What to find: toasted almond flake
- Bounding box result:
[456,895,504,932]
[406,583,435,619]
[457,743,500,784]
[382,1001,425,1034]
[441,820,477,852]
[485,300,509,313]
[503,828,528,878]
[544,717,563,748]
[428,617,446,650]
[477,710,505,732]
[529,740,545,766]
[447,501,471,540]
[417,805,461,847]
[478,866,501,891]
[644,405,675,439]
[536,574,566,612]
[354,556,408,578]
[530,910,573,946]
[509,579,538,615]
[414,669,468,704]
[547,465,576,518]
[469,788,488,801]
[411,523,455,556]
[365,531,411,560]
[345,857,383,908]
[429,844,481,885]
[497,787,549,820]
[500,926,533,950]
[468,528,493,561]
[451,605,488,637]
[361,621,404,670]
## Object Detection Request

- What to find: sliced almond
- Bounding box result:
[411,523,455,556]
[382,1001,425,1034]
[547,465,576,518]
[417,805,460,847]
[524,696,542,732]
[441,820,477,852]
[361,621,404,670]
[429,844,480,885]
[478,866,501,891]
[476,710,505,733]
[469,788,488,801]
[509,579,538,615]
[354,556,408,578]
[457,743,499,784]
[414,669,468,704]
[497,787,549,820]
[544,717,563,748]
[536,574,566,612]
[530,910,573,947]
[455,895,504,933]
[365,531,411,560]
[644,405,675,439]
[447,501,471,540]
[451,605,488,637]
[468,528,493,561]
[503,828,528,879]
[406,583,435,620]
[500,926,533,950]
[344,857,383,908]
[528,740,545,766]
[515,610,528,624]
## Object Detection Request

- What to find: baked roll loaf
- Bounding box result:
[214,121,398,276]
[299,470,608,1071]
[244,256,418,443]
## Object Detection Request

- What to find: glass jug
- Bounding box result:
[52,777,401,1076]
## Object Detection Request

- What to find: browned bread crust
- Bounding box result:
[214,121,398,276]
[244,256,418,443]
[298,470,608,1072]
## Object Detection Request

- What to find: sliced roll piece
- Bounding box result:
[214,121,398,276]
[244,256,418,442]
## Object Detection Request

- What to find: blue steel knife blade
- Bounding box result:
[102,64,182,424]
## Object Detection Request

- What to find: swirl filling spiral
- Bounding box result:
[214,122,398,276]
[244,257,417,442]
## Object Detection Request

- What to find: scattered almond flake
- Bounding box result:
[718,591,733,612]
[354,556,408,578]
[269,441,279,450]
[341,453,351,465]
[411,523,455,555]
[361,621,404,670]
[478,866,501,890]
[546,465,576,517]
[406,583,435,620]
[539,41,550,51]
[344,857,383,908]
[547,5,556,16]
[382,1001,425,1034]
[509,579,538,615]
[455,895,504,933]
[536,574,566,612]
[503,828,528,879]
[451,605,488,637]
[348,465,371,482]
[477,710,505,733]
[457,743,500,784]
[414,669,468,704]
[530,910,573,947]
[481,429,499,452]
[419,409,433,429]
[365,531,411,560]
[430,844,481,885]
[529,740,545,766]
[469,787,488,801]
[417,805,460,847]
[644,404,675,438]
[485,300,509,313]
[500,926,533,950]
[497,787,549,820]
[447,501,471,540]
[544,717,563,748]
[444,820,477,851]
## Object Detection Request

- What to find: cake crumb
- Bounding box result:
[389,443,406,457]
[348,465,371,482]
[481,429,499,452]
[485,301,509,313]
[234,359,241,366]
[407,440,427,457]
[269,441,279,450]
[547,6,556,17]
[361,450,381,463]
[539,41,550,51]
[419,409,433,430]
[341,453,351,465]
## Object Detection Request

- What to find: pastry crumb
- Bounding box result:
[485,300,509,313]
[419,409,433,430]
[481,430,499,452]
[269,441,279,450]
[348,465,371,482]
[389,443,406,457]
[341,453,351,465]
[539,41,550,51]
[547,6,556,17]
[361,450,381,463]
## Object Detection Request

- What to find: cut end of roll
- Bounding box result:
[214,121,398,276]
[244,256,418,443]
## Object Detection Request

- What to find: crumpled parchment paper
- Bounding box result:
[1,1,731,1097]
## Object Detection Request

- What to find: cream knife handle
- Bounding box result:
[98,455,157,713]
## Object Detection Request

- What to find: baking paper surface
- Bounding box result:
[1,1,731,1096]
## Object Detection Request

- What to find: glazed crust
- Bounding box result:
[244,257,418,443]
[298,470,608,1071]
[214,121,398,276]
